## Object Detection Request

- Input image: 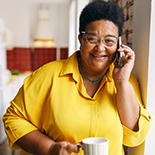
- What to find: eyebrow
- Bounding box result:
[105,34,118,38]
[86,32,118,38]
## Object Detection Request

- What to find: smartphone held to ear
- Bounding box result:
[116,36,123,68]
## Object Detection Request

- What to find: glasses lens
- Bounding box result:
[104,36,117,46]
[86,33,98,44]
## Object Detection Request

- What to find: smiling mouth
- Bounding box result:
[91,53,107,58]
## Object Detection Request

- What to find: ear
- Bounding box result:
[78,34,82,44]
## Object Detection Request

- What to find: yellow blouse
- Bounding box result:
[3,51,151,155]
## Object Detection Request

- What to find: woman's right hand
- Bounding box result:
[16,130,79,155]
[49,141,79,155]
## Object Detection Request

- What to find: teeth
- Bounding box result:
[93,54,103,57]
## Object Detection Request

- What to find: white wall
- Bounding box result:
[0,18,7,144]
[0,2,30,47]
[75,0,89,50]
[30,3,69,47]
[145,0,155,154]
[68,0,89,56]
[132,0,150,106]
[69,0,76,56]
[132,0,155,154]
[0,1,69,48]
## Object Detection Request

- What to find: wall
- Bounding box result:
[143,0,155,154]
[0,2,30,47]
[68,0,89,56]
[117,0,134,48]
[0,18,7,144]
[0,1,69,72]
[30,3,69,48]
[7,48,31,71]
[132,0,155,154]
[6,47,68,72]
[0,1,69,48]
[69,0,76,56]
[0,44,7,144]
[112,0,154,154]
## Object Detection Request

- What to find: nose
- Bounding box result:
[95,39,106,52]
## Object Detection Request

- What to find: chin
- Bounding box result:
[93,66,108,73]
[96,62,111,71]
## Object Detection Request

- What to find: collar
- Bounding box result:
[60,50,114,83]
[106,63,114,82]
[60,51,80,82]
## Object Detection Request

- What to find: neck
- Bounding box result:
[78,59,107,83]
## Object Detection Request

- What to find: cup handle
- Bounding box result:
[75,143,83,155]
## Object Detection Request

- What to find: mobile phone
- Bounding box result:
[116,36,122,68]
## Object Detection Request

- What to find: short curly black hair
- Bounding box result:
[79,0,124,37]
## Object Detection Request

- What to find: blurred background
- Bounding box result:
[0,0,155,155]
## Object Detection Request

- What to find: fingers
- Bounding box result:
[66,143,79,154]
[51,141,79,155]
[117,44,135,61]
[118,44,134,55]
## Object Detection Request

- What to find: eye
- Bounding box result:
[86,34,98,43]
[104,37,117,46]
[88,37,97,41]
[105,38,115,43]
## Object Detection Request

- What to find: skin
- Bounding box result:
[16,19,140,155]
[78,20,118,78]
[78,19,140,131]
[78,20,119,97]
[16,130,79,155]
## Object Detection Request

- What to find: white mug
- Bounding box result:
[76,137,109,155]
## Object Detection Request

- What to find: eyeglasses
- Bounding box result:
[81,31,118,47]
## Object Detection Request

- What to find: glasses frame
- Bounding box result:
[81,31,119,47]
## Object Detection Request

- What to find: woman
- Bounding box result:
[3,1,151,155]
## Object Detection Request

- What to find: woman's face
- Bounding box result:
[78,19,119,73]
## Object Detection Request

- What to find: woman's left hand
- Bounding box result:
[113,44,135,82]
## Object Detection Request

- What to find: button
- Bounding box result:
[148,116,151,120]
[6,126,10,130]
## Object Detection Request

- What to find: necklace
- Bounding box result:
[78,61,107,83]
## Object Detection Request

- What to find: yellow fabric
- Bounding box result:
[3,51,151,155]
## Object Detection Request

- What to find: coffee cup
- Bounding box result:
[76,137,109,155]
